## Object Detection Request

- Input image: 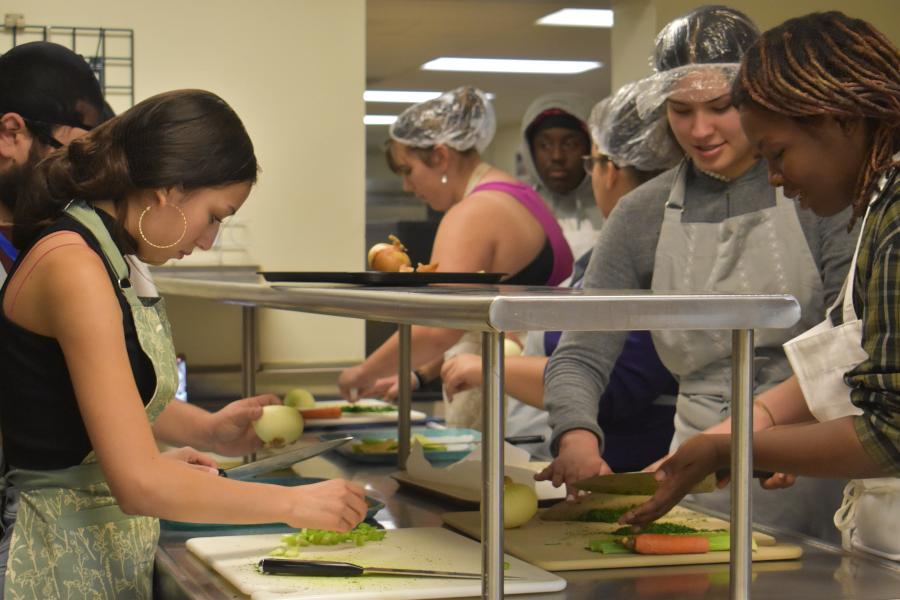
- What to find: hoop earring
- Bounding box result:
[138,204,187,249]
[440,173,448,184]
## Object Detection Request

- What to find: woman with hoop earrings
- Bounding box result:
[0,90,367,596]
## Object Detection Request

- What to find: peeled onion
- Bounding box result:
[253,405,304,445]
[482,476,539,529]
[504,338,523,357]
[283,388,316,409]
[368,235,411,272]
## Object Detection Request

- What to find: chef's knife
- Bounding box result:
[572,471,719,495]
[220,437,352,480]
[573,470,777,495]
[257,558,522,579]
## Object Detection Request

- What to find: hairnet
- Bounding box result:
[635,5,759,118]
[389,86,496,153]
[589,81,682,173]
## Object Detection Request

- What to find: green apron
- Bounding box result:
[3,201,176,599]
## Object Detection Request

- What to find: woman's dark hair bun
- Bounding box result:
[14,89,257,248]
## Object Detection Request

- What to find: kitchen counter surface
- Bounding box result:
[154,436,900,600]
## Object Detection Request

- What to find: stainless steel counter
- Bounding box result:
[153,274,802,598]
[155,444,900,600]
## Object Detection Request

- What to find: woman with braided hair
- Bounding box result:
[539,5,856,542]
[622,11,900,561]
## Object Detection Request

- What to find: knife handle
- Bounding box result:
[714,469,776,481]
[504,434,545,445]
[258,558,364,577]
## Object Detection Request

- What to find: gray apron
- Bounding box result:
[0,202,176,597]
[650,162,823,447]
[650,162,845,543]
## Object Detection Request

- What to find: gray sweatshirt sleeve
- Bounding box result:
[816,206,859,308]
[543,171,672,455]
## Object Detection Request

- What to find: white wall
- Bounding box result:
[481,122,521,178]
[9,0,367,368]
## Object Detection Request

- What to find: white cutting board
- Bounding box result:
[302,399,427,429]
[187,527,566,599]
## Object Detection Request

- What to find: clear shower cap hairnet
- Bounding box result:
[635,5,759,118]
[389,86,496,153]
[590,81,682,173]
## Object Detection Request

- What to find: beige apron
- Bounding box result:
[650,162,823,447]
[786,167,900,561]
[650,163,846,543]
[3,201,176,598]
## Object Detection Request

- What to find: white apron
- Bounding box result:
[650,162,824,447]
[785,169,900,561]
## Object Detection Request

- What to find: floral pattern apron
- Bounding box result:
[3,201,176,599]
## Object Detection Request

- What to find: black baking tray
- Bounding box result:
[259,271,505,286]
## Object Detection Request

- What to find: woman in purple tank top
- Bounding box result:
[338,86,573,402]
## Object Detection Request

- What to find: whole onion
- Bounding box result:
[253,405,304,445]
[368,234,411,272]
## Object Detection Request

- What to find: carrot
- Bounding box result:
[299,406,343,419]
[627,534,710,555]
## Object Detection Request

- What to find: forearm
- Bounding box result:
[115,457,294,524]
[360,325,464,380]
[152,401,214,450]
[708,417,887,478]
[706,375,813,434]
[503,356,549,408]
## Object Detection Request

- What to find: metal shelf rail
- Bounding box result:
[153,274,800,600]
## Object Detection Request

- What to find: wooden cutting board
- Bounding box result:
[187,527,567,599]
[442,507,802,571]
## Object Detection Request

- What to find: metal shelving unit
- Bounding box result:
[1,23,134,110]
[152,273,802,599]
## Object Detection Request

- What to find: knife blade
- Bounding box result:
[220,437,352,480]
[572,471,719,495]
[257,558,521,579]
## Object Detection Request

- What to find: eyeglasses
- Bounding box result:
[23,118,94,150]
[582,153,610,175]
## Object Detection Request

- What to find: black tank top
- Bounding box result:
[0,210,156,469]
[502,240,554,285]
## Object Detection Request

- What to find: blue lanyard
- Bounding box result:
[0,230,17,262]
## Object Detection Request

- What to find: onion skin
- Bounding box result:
[368,235,412,272]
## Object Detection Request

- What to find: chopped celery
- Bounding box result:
[268,523,386,556]
[587,539,631,554]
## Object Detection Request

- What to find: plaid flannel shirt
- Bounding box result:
[844,168,900,474]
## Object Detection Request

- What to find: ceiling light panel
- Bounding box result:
[364,115,398,126]
[536,9,614,28]
[421,57,601,74]
[364,90,496,103]
[364,90,443,103]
